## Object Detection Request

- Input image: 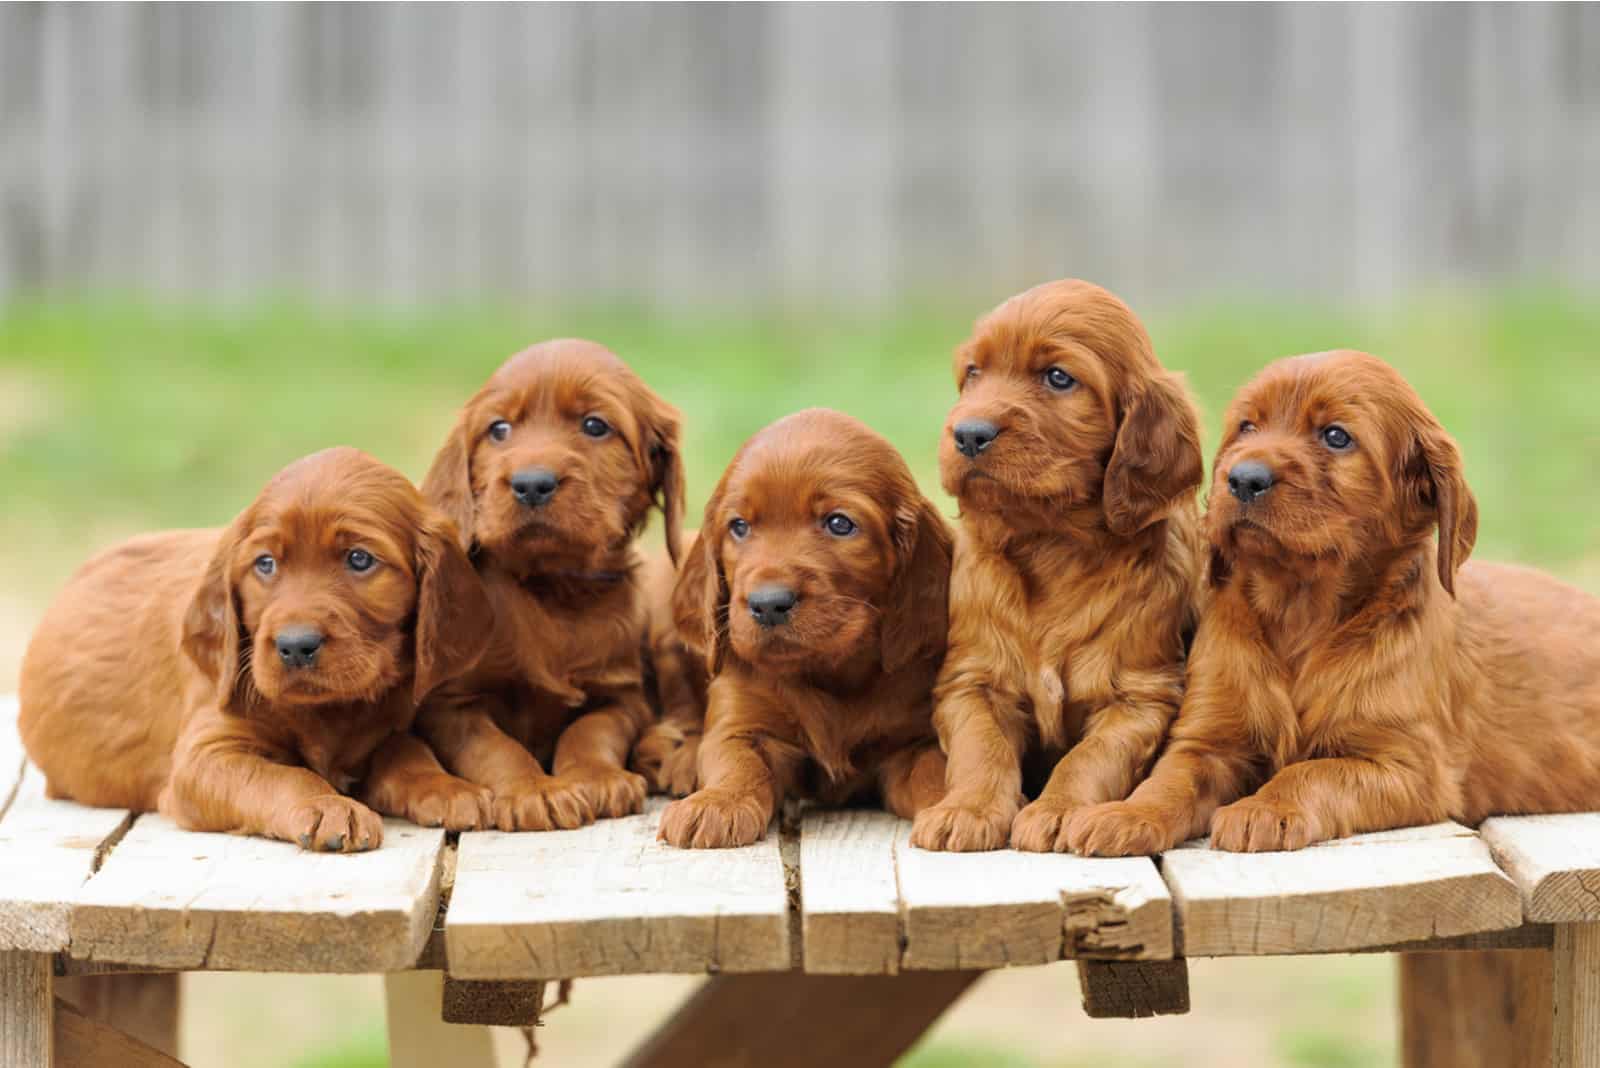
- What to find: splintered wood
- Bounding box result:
[445,800,791,980]
[70,816,445,972]
[1163,822,1523,956]
[799,810,1172,973]
[1481,814,1600,923]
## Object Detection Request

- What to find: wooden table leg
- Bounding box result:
[622,971,982,1068]
[1399,949,1551,1068]
[56,972,180,1057]
[1,950,53,1068]
[1555,923,1600,1068]
[383,970,498,1068]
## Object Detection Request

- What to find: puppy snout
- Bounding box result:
[510,467,560,508]
[275,625,325,670]
[1227,460,1275,503]
[952,419,1001,459]
[747,585,798,628]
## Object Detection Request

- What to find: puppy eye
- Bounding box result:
[1044,366,1077,392]
[487,420,512,443]
[1321,425,1354,451]
[253,554,276,578]
[346,548,376,573]
[1238,421,1258,435]
[581,415,611,439]
[965,365,979,380]
[728,517,751,540]
[823,513,857,538]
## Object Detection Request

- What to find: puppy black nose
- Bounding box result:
[952,419,1000,459]
[511,467,560,508]
[747,586,798,628]
[1227,460,1275,503]
[275,626,324,669]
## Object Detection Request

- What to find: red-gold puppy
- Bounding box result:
[911,280,1205,852]
[19,448,493,851]
[417,339,685,830]
[1069,350,1600,855]
[658,408,953,849]
[629,541,710,798]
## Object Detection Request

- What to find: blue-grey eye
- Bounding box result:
[1044,367,1077,392]
[729,518,750,540]
[824,513,857,537]
[1322,425,1353,451]
[581,415,611,438]
[254,554,276,578]
[346,548,375,573]
[488,420,512,442]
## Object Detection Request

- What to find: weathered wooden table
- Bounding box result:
[0,692,1593,1067]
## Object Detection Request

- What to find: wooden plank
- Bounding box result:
[1076,959,1191,1019]
[0,767,133,952]
[446,799,790,980]
[1400,949,1551,1068]
[622,971,981,1068]
[69,815,444,972]
[895,824,1172,970]
[54,996,187,1068]
[1554,923,1600,1068]
[799,809,900,974]
[0,695,25,820]
[56,972,179,1057]
[1162,822,1523,957]
[0,950,53,1068]
[440,976,544,1027]
[1482,814,1600,922]
[384,971,496,1068]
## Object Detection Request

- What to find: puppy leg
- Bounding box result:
[632,641,705,797]
[879,740,948,820]
[549,693,652,820]
[417,697,593,832]
[162,724,384,852]
[909,690,1025,852]
[1210,754,1449,852]
[659,724,802,850]
[1013,697,1173,853]
[362,733,493,831]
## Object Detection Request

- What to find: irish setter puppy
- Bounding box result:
[1069,350,1600,855]
[629,540,710,798]
[910,279,1205,853]
[418,339,685,831]
[658,409,953,849]
[19,448,493,851]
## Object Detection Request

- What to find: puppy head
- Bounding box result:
[1206,350,1478,594]
[423,339,685,575]
[940,279,1202,535]
[181,447,492,712]
[676,409,952,677]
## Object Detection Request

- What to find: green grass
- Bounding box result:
[2,288,1598,606]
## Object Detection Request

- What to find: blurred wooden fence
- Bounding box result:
[0,3,1596,307]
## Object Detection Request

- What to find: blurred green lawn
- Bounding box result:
[2,287,1597,1068]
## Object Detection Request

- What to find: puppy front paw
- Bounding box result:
[561,764,648,820]
[1010,797,1083,853]
[658,789,770,849]
[285,795,385,852]
[490,777,596,832]
[631,723,701,796]
[379,773,493,832]
[1209,796,1322,852]
[909,798,1015,852]
[1063,801,1186,857]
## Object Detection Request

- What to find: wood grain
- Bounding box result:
[1400,949,1551,1068]
[799,809,901,974]
[70,814,444,972]
[0,950,53,1068]
[54,996,187,1068]
[1554,923,1600,1068]
[1162,822,1523,957]
[56,972,180,1057]
[446,800,790,980]
[1482,814,1600,922]
[1076,959,1190,1019]
[0,766,133,952]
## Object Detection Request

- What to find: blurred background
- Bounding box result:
[2,4,1598,1066]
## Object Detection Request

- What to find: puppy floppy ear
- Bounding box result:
[181,516,248,712]
[1402,419,1479,597]
[412,511,494,703]
[639,390,687,566]
[674,485,732,674]
[1102,372,1205,537]
[421,416,477,554]
[880,495,954,674]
